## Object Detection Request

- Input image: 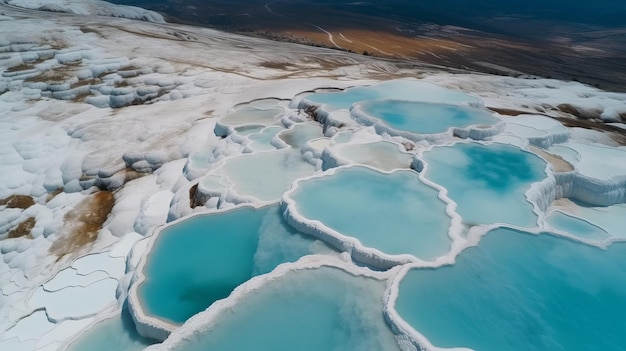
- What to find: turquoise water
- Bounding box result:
[306,88,379,111]
[571,202,626,239]
[252,206,335,276]
[138,205,327,325]
[65,308,156,351]
[547,211,610,242]
[395,227,626,351]
[290,166,452,260]
[304,80,480,112]
[171,266,402,351]
[355,100,499,134]
[423,142,547,227]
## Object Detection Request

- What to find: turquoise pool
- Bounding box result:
[170,266,403,351]
[423,142,547,227]
[287,166,452,261]
[137,205,328,325]
[395,227,626,351]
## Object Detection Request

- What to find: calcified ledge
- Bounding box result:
[527,129,569,149]
[320,140,417,171]
[350,100,505,144]
[284,140,626,271]
[522,149,626,216]
[382,172,626,351]
[542,172,626,208]
[127,204,269,341]
[383,246,481,351]
[143,255,412,351]
[293,84,485,137]
[381,219,623,351]
[281,164,466,270]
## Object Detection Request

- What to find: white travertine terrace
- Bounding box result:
[1,0,625,349]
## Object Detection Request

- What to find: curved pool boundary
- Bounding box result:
[142,255,407,351]
[127,203,274,341]
[281,164,466,270]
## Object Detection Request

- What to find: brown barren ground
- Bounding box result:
[49,191,115,258]
[138,0,626,91]
[7,217,36,239]
[0,195,35,210]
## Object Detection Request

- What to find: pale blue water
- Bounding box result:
[65,307,156,351]
[290,166,452,260]
[331,141,413,171]
[423,142,547,227]
[395,227,626,351]
[547,211,610,242]
[247,126,283,151]
[356,100,499,134]
[138,205,328,325]
[222,149,316,201]
[252,206,335,276]
[570,201,626,239]
[306,88,379,111]
[278,123,324,148]
[171,266,402,351]
[304,80,480,111]
[234,125,265,136]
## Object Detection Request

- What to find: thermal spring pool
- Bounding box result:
[555,201,626,240]
[301,80,481,112]
[546,210,610,242]
[351,100,500,138]
[277,123,324,148]
[246,126,283,151]
[65,308,156,351]
[324,141,414,171]
[220,149,316,202]
[284,166,453,264]
[134,204,329,327]
[152,263,404,351]
[423,142,548,227]
[394,227,626,351]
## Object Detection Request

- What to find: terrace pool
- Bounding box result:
[394,227,626,351]
[285,166,452,262]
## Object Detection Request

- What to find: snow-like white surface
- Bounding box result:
[500,114,569,148]
[550,142,626,180]
[29,278,118,321]
[6,0,165,22]
[1,0,625,350]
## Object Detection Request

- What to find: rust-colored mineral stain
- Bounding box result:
[528,146,575,173]
[7,217,36,239]
[487,107,532,116]
[0,195,36,210]
[259,61,295,70]
[49,191,115,257]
